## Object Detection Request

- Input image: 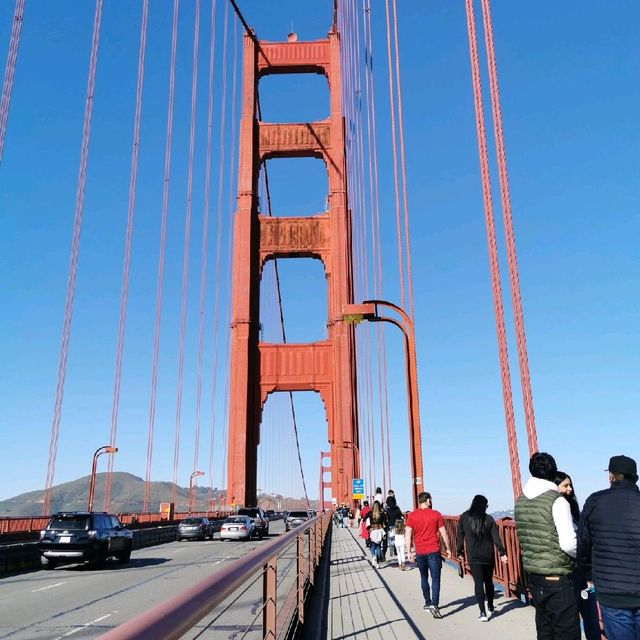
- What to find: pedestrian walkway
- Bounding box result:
[327,524,537,639]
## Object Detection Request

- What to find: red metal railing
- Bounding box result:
[442,515,527,598]
[101,511,331,640]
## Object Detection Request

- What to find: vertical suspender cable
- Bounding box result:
[104,0,149,510]
[390,0,415,321]
[197,0,217,508]
[0,0,25,167]
[465,0,521,500]
[143,0,180,513]
[479,0,537,456]
[383,0,405,312]
[43,0,103,516]
[208,0,229,502]
[171,0,201,507]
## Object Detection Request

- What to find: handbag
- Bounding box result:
[370,528,385,544]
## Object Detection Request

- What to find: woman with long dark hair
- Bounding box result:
[555,471,600,640]
[456,495,508,621]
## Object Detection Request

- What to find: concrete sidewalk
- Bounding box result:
[327,524,538,640]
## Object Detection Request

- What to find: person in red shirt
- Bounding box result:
[406,491,452,619]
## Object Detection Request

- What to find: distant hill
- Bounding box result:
[0,472,314,516]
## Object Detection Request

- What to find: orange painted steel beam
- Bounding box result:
[227,28,359,509]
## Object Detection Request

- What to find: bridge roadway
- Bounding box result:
[325,525,538,640]
[0,521,291,639]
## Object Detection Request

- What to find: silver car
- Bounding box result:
[285,510,310,532]
[219,515,256,541]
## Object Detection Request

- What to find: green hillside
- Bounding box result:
[0,472,311,516]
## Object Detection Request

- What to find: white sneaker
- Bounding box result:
[372,559,378,569]
[486,608,493,620]
[478,614,488,622]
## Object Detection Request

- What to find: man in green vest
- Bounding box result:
[515,452,580,639]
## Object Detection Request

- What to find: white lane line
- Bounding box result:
[173,548,185,553]
[53,611,118,640]
[32,581,67,593]
[211,560,223,566]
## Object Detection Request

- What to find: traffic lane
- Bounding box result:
[0,521,286,639]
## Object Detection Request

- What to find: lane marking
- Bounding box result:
[173,548,184,553]
[53,612,118,639]
[211,560,223,566]
[32,581,67,593]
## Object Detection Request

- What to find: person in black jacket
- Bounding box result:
[456,495,508,621]
[578,455,640,639]
[555,471,600,640]
[384,496,403,559]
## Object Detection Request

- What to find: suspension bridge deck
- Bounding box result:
[322,525,537,640]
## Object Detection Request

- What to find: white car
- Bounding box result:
[219,515,256,541]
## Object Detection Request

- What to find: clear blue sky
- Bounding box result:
[0,1,638,514]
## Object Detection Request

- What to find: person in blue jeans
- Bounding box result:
[578,455,640,640]
[365,501,388,569]
[406,492,452,619]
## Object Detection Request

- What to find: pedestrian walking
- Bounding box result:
[373,487,384,506]
[360,500,371,548]
[342,506,350,529]
[394,518,407,570]
[385,495,403,558]
[515,452,580,640]
[406,491,452,619]
[555,471,600,640]
[365,500,388,569]
[456,495,508,622]
[578,455,640,640]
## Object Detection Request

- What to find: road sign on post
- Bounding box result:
[352,478,365,500]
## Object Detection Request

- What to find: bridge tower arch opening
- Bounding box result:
[227,28,359,509]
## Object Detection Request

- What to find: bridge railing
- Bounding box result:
[102,511,332,640]
[442,515,527,598]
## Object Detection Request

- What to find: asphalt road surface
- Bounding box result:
[0,520,300,639]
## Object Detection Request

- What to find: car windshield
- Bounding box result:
[289,511,308,518]
[181,518,203,525]
[48,516,90,530]
[238,509,258,516]
[225,517,247,524]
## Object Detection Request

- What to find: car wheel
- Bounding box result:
[177,536,182,542]
[118,546,132,564]
[41,556,56,570]
[92,550,107,569]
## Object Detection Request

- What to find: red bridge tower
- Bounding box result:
[227,27,359,508]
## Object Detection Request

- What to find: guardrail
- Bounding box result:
[442,516,527,598]
[102,511,332,640]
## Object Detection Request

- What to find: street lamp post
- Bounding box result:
[87,445,118,512]
[189,471,205,514]
[343,300,424,509]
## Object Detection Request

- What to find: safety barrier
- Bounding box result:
[442,516,527,598]
[102,511,332,640]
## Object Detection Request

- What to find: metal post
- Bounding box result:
[297,534,304,624]
[263,556,277,640]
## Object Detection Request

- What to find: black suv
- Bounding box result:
[237,507,269,538]
[39,512,133,570]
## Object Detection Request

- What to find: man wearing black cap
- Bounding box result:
[578,455,640,639]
